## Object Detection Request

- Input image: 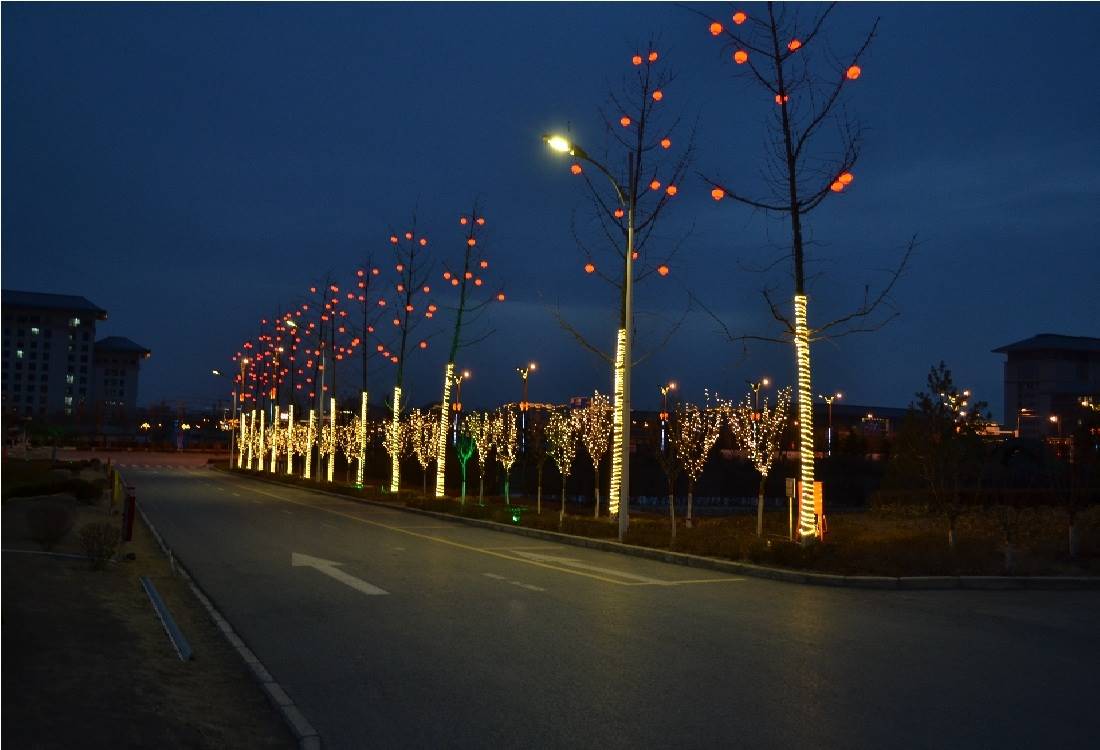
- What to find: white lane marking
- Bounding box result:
[291,553,388,596]
[483,572,546,592]
[232,493,241,497]
[509,550,669,585]
[321,522,337,530]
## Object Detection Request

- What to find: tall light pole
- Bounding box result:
[659,381,676,452]
[748,377,771,411]
[452,369,470,446]
[516,362,536,452]
[817,392,842,456]
[544,133,635,541]
[220,357,249,468]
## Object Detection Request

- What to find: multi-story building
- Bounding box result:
[992,333,1100,438]
[1,290,149,427]
[93,336,152,427]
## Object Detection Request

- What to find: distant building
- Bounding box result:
[1,290,149,427]
[992,333,1100,438]
[93,336,152,426]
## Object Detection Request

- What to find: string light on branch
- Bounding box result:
[657,264,670,277]
[571,163,583,175]
[652,90,664,101]
[632,54,642,65]
[648,51,658,62]
[584,262,596,274]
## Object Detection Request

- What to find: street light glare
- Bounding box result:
[212,369,222,376]
[529,362,537,370]
[544,134,573,154]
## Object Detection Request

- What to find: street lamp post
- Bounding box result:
[543,133,635,541]
[659,381,676,452]
[516,362,536,452]
[817,392,843,456]
[747,377,771,411]
[217,357,250,469]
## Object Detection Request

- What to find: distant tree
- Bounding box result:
[546,409,579,526]
[408,408,441,496]
[455,434,476,505]
[576,392,613,518]
[653,412,682,545]
[527,412,551,515]
[727,386,792,536]
[668,401,722,529]
[492,406,520,503]
[894,362,990,551]
[462,411,495,506]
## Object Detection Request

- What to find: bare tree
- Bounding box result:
[696,3,912,543]
[433,205,506,498]
[544,41,694,540]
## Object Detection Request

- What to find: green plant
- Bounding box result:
[65,478,104,505]
[26,505,75,551]
[79,522,120,570]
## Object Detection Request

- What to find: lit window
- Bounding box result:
[16,350,23,359]
[69,317,81,327]
[66,374,74,384]
[64,396,73,406]
[30,327,40,335]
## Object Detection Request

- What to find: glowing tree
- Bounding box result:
[546,408,579,526]
[380,224,435,492]
[289,415,311,476]
[462,411,495,505]
[409,407,441,496]
[433,205,506,498]
[382,408,408,486]
[455,434,476,505]
[492,406,520,503]
[542,44,692,541]
[576,391,613,518]
[727,386,792,536]
[699,4,911,543]
[668,401,722,529]
[527,411,551,514]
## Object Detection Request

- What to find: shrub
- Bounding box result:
[64,478,103,505]
[79,522,120,570]
[26,505,75,551]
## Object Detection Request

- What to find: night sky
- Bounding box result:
[4,2,1098,424]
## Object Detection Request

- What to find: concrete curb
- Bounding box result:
[220,468,1100,592]
[137,503,322,749]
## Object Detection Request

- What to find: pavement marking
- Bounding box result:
[483,572,546,592]
[510,550,669,585]
[650,578,746,586]
[231,481,643,585]
[291,552,388,596]
[321,522,337,530]
[281,510,293,516]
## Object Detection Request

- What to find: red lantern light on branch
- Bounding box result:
[733,11,747,24]
[846,65,862,80]
[709,22,723,36]
[620,116,631,127]
[711,187,726,201]
[734,50,749,64]
[657,264,670,277]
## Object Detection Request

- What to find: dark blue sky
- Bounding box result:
[4,2,1099,423]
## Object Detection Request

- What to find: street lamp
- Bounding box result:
[747,377,771,411]
[817,391,842,456]
[544,132,636,541]
[659,381,676,451]
[451,369,470,445]
[516,362,536,452]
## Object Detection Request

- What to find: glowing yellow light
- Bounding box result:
[389,385,403,492]
[326,397,336,482]
[492,406,520,502]
[304,409,316,479]
[434,362,454,498]
[794,294,816,539]
[356,393,368,486]
[545,135,573,153]
[238,412,247,468]
[608,331,626,518]
[269,410,278,473]
[286,405,296,475]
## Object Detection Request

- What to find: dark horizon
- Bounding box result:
[4,2,1099,423]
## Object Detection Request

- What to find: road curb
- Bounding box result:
[136,503,323,749]
[220,468,1100,592]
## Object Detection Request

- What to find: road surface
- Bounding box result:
[120,459,1098,749]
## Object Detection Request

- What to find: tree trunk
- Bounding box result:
[390,384,402,493]
[794,295,815,545]
[433,363,454,498]
[422,469,427,496]
[1003,541,1015,575]
[593,466,601,518]
[685,480,694,529]
[668,491,676,546]
[504,471,510,504]
[560,483,566,526]
[947,517,957,552]
[1069,522,1079,560]
[479,473,484,505]
[460,474,466,505]
[537,467,543,515]
[756,474,766,537]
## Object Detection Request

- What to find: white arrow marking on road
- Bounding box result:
[509,550,667,585]
[291,553,389,596]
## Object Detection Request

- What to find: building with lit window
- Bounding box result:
[993,334,1100,438]
[2,290,149,427]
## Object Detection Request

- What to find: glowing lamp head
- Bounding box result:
[657,264,670,277]
[788,39,802,52]
[734,50,748,64]
[652,90,664,101]
[665,184,678,196]
[544,134,573,154]
[733,11,747,24]
[847,65,862,80]
[711,187,725,201]
[649,179,661,191]
[709,22,723,36]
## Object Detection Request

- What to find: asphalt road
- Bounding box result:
[125,461,1099,749]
